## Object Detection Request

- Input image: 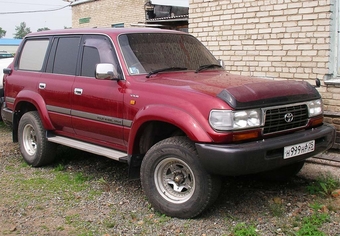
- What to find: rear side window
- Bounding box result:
[18,39,49,71]
[52,37,80,75]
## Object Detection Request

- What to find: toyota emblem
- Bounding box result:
[284,113,294,123]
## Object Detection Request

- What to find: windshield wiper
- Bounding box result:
[195,64,222,73]
[146,67,187,78]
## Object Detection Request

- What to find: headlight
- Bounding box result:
[209,109,262,131]
[307,99,323,117]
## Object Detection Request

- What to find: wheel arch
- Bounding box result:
[128,105,212,155]
[127,105,212,179]
[12,90,55,142]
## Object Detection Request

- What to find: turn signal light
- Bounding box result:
[310,116,323,127]
[232,130,260,142]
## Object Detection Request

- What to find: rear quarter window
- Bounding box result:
[18,39,49,71]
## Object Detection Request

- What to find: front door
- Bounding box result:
[71,35,125,148]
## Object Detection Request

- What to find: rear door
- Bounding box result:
[40,36,81,134]
[71,35,125,148]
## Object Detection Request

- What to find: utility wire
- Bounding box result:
[0,1,63,6]
[0,4,70,15]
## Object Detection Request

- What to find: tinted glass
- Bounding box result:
[53,37,80,75]
[81,46,100,77]
[80,35,120,78]
[18,39,49,71]
[118,33,219,74]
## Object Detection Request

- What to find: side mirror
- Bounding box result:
[95,63,119,80]
[3,68,12,75]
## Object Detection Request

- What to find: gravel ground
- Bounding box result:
[0,123,340,236]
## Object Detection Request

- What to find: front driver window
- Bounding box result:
[81,36,120,78]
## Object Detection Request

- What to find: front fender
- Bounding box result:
[14,90,55,130]
[127,104,212,154]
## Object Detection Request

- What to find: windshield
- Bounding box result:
[118,33,221,75]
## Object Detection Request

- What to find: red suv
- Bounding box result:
[1,28,335,218]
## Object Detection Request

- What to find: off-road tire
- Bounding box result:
[18,111,56,167]
[140,136,221,219]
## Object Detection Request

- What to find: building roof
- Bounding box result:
[26,27,187,38]
[0,38,22,46]
[146,15,188,23]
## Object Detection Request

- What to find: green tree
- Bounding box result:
[37,27,50,32]
[14,22,31,39]
[0,27,6,38]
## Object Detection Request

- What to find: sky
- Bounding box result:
[153,0,188,7]
[0,0,188,39]
[0,0,72,38]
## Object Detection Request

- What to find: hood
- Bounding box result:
[146,71,320,109]
[217,79,320,109]
[147,71,268,95]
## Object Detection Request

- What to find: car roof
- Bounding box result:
[26,27,187,38]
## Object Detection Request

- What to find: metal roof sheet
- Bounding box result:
[0,38,22,46]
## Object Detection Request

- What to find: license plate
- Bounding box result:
[283,140,315,159]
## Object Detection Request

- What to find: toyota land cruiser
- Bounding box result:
[1,28,335,218]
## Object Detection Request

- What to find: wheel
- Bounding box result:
[258,161,305,181]
[140,136,221,218]
[18,111,56,167]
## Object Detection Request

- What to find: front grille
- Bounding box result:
[263,104,308,134]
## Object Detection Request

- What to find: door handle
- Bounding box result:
[39,83,46,89]
[74,88,83,95]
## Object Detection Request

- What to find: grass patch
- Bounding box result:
[306,173,340,197]
[65,213,99,236]
[309,202,323,211]
[54,163,66,171]
[296,212,330,236]
[1,167,96,207]
[154,212,171,224]
[0,121,6,128]
[103,219,116,229]
[20,161,29,167]
[269,202,284,217]
[20,171,89,192]
[232,223,258,236]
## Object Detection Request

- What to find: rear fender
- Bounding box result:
[14,90,55,130]
[127,104,212,154]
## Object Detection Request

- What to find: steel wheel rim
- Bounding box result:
[22,124,37,156]
[154,157,195,204]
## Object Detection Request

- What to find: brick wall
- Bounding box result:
[189,0,340,148]
[72,0,146,29]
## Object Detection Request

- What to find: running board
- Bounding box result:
[46,133,128,162]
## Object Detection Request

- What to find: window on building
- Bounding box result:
[112,23,124,28]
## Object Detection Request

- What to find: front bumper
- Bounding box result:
[195,124,335,176]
